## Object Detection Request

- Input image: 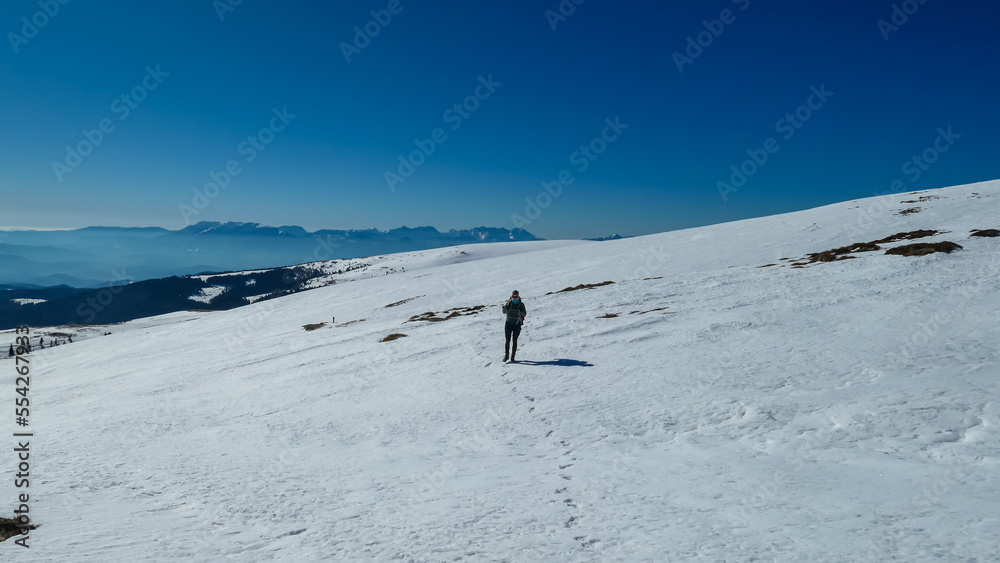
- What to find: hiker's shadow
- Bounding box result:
[515,358,593,367]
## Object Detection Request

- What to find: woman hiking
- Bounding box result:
[502,290,526,363]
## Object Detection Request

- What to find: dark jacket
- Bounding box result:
[502,299,526,324]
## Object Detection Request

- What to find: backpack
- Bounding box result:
[502,299,525,323]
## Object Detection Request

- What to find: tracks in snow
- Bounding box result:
[496,364,602,552]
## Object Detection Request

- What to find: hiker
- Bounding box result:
[502,290,526,362]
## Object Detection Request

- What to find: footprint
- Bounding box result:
[559,464,573,470]
[556,487,567,494]
[565,516,578,528]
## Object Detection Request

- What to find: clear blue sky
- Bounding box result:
[1,0,997,239]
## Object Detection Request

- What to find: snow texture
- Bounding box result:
[3,180,999,561]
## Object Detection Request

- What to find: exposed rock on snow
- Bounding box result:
[885,241,963,256]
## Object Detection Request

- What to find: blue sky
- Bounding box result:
[1,0,997,239]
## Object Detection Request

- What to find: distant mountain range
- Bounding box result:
[0,222,540,288]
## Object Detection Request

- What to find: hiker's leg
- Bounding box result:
[504,323,512,359]
[511,324,521,360]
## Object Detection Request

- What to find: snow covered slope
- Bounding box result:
[6,180,1000,561]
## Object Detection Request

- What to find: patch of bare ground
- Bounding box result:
[0,517,38,542]
[872,230,941,244]
[546,281,615,295]
[303,323,326,331]
[885,241,962,256]
[784,230,946,267]
[791,242,880,266]
[380,333,408,342]
[630,307,672,315]
[186,309,216,313]
[970,229,1000,237]
[335,319,366,327]
[385,295,424,308]
[900,195,940,203]
[758,264,777,268]
[897,207,922,216]
[406,305,485,323]
[642,276,663,280]
[596,313,619,318]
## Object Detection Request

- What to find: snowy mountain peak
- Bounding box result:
[175,221,308,237]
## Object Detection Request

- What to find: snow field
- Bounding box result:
[8,180,1000,561]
